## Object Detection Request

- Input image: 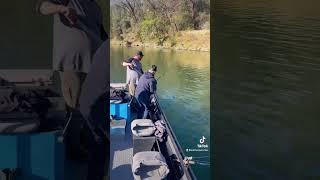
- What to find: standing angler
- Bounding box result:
[122,51,144,96]
[37,0,107,159]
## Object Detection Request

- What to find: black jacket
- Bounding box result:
[135,72,157,106]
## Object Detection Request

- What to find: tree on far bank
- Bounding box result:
[111,0,210,43]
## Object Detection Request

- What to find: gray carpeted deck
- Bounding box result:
[110,121,134,180]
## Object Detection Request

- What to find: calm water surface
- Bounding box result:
[213,0,320,179]
[111,45,210,179]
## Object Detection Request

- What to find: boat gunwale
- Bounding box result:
[154,94,197,180]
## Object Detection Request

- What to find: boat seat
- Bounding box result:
[131,119,155,137]
[132,151,170,180]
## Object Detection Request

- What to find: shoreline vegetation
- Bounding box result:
[111,30,210,52]
[111,0,210,52]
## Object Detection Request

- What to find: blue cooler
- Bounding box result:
[110,102,131,137]
[0,131,64,180]
[110,102,131,121]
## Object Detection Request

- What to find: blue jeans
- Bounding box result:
[137,100,150,119]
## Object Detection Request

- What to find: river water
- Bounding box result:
[110,45,210,179]
[213,0,320,179]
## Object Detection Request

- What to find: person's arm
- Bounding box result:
[122,58,134,69]
[37,1,65,15]
[122,62,132,67]
[37,0,78,25]
[149,80,157,94]
[149,80,157,102]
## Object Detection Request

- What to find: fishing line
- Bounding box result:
[156,71,166,81]
[191,156,210,159]
[195,161,210,166]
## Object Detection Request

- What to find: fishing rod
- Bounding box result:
[156,71,166,81]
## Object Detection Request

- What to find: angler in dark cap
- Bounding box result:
[135,65,157,119]
[122,51,144,96]
[136,51,144,57]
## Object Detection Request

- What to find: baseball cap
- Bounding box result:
[136,51,144,56]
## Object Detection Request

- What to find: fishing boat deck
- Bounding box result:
[110,83,134,179]
[110,126,134,179]
[110,83,197,180]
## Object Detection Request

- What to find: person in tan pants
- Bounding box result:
[122,51,144,96]
[37,0,107,159]
[59,71,86,109]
